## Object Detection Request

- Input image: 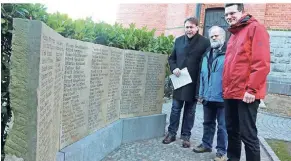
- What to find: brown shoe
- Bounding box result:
[162,134,176,144]
[182,140,191,148]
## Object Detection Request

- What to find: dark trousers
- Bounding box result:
[168,99,197,140]
[224,99,261,161]
[202,101,227,155]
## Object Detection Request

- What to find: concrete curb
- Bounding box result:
[259,136,281,161]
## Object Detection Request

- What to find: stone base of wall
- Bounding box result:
[56,114,166,161]
[267,74,291,96]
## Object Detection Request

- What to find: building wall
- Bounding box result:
[268,31,291,95]
[117,3,291,37]
[264,4,291,30]
[117,4,198,36]
[164,4,187,36]
[116,4,168,35]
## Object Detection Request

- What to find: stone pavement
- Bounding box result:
[103,99,291,161]
[257,112,291,141]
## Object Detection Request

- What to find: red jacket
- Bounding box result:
[223,14,270,99]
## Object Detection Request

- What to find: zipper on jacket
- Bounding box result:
[206,53,224,86]
[212,54,224,72]
[207,56,211,85]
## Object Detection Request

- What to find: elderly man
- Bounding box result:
[192,26,227,161]
[223,3,270,161]
[163,17,210,148]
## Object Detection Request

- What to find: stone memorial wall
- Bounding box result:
[5,18,167,161]
[267,31,291,95]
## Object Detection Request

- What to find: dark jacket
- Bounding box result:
[223,14,270,99]
[168,33,210,101]
[199,44,226,102]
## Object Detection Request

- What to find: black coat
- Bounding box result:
[168,34,210,101]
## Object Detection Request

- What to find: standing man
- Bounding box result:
[223,3,270,161]
[192,26,227,161]
[163,17,210,148]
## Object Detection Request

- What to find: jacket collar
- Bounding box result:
[184,33,199,44]
[228,14,256,34]
[205,42,227,57]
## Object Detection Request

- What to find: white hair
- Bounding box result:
[208,26,226,42]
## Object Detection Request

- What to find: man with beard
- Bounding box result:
[192,26,227,161]
[163,17,210,148]
[223,3,270,161]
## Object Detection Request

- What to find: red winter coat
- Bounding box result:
[223,14,270,99]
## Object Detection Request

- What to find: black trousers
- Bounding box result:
[224,99,261,161]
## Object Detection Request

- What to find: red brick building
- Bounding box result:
[116,3,291,37]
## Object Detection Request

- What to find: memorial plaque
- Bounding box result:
[142,53,167,115]
[36,23,64,161]
[52,38,65,151]
[60,39,91,149]
[120,50,147,118]
[88,44,110,133]
[7,19,168,161]
[106,47,124,124]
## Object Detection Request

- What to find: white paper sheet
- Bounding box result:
[169,68,192,90]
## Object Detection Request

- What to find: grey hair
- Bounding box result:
[208,26,226,41]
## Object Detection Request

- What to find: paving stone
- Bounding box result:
[102,100,286,161]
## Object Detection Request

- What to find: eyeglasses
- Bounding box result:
[224,11,238,17]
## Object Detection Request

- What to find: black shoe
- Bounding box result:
[162,134,176,144]
[192,144,212,153]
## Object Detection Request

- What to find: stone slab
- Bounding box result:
[268,30,291,36]
[267,82,291,95]
[268,74,291,84]
[59,120,122,161]
[122,114,166,144]
[268,30,291,86]
[57,114,167,161]
[56,152,65,161]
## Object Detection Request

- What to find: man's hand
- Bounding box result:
[243,92,255,103]
[173,68,181,77]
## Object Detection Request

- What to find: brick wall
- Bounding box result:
[117,4,198,37]
[199,3,291,32]
[244,4,266,24]
[116,4,168,36]
[164,4,187,36]
[265,4,291,30]
[164,4,197,37]
[117,3,291,37]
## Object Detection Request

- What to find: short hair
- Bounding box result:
[224,3,244,12]
[208,26,226,41]
[184,17,198,26]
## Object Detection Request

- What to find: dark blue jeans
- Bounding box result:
[202,101,227,155]
[168,99,196,141]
